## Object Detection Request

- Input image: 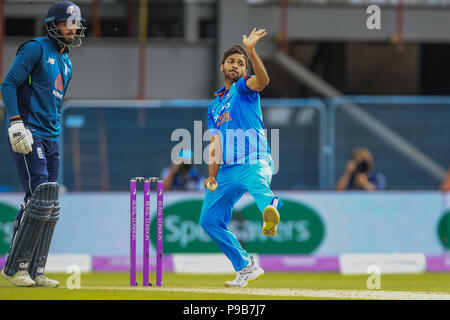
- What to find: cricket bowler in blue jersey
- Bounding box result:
[0,1,86,287]
[200,28,283,287]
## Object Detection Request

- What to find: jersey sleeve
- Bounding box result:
[0,41,42,118]
[234,75,258,97]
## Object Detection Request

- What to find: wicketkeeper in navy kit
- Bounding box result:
[0,1,86,287]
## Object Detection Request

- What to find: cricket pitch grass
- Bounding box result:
[1,272,450,300]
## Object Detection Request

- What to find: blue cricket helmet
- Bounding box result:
[45,1,86,48]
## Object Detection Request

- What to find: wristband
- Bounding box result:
[10,116,21,124]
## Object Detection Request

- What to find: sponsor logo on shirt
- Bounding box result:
[55,74,64,91]
[46,57,55,65]
[215,111,232,127]
[212,102,230,115]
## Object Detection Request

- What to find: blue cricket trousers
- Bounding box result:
[199,159,283,271]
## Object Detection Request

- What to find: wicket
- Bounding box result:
[130,177,164,287]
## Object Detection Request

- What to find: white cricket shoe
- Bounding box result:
[35,275,60,288]
[262,202,280,237]
[225,257,264,288]
[1,268,36,287]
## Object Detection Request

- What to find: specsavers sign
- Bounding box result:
[162,198,325,254]
[0,191,448,256]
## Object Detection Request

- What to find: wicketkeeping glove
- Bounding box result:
[8,119,34,155]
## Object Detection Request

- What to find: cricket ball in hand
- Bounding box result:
[207,181,218,192]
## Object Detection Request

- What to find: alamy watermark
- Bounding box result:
[366,265,381,290]
[66,264,81,289]
[170,121,280,175]
[366,5,381,30]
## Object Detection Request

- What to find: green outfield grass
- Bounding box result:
[1,272,450,300]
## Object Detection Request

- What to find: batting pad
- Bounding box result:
[3,182,58,276]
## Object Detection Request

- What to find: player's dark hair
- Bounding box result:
[221,44,249,69]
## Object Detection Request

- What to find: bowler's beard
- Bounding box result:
[223,69,242,83]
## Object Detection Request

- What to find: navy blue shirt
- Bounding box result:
[347,172,386,190]
[1,35,72,141]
